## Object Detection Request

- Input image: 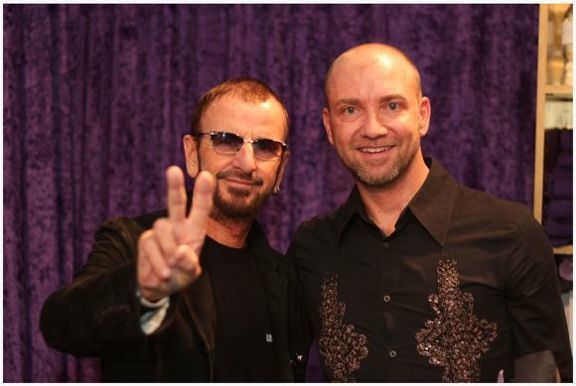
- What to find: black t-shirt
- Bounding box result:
[202,237,275,382]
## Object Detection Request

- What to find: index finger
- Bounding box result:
[166,166,188,221]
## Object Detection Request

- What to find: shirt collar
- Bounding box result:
[408,158,459,246]
[336,158,459,246]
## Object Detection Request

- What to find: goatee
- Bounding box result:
[211,170,268,220]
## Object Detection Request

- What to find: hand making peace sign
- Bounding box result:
[137,166,216,302]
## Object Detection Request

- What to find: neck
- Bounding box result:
[206,215,253,249]
[357,155,429,236]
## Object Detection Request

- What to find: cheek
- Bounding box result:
[331,123,356,146]
[393,116,420,137]
[200,154,231,175]
[259,164,281,185]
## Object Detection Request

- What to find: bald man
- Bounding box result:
[287,43,572,382]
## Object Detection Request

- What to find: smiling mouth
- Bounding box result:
[224,178,260,187]
[358,146,394,154]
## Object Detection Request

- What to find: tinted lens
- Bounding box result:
[211,132,243,154]
[254,139,284,160]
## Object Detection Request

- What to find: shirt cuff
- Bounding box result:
[137,289,170,335]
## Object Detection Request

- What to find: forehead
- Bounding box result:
[327,54,419,102]
[201,94,287,138]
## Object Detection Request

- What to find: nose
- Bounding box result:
[361,109,389,138]
[232,142,257,173]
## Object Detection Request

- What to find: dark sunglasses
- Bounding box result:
[194,131,287,161]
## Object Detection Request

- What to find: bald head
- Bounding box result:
[320,42,431,190]
[324,43,423,104]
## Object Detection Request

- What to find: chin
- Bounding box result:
[214,190,270,220]
[348,163,397,186]
[225,186,252,198]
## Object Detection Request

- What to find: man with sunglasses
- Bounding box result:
[40,78,305,382]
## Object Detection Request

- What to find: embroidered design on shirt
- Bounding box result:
[318,274,368,382]
[415,258,497,382]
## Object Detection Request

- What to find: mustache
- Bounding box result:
[216,170,264,186]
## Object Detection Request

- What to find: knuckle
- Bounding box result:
[172,250,186,264]
[138,230,154,248]
[144,238,158,252]
[153,218,170,232]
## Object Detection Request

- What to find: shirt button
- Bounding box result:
[389,350,397,358]
[382,241,390,248]
[383,294,391,302]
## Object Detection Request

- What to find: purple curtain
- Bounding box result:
[4,4,539,382]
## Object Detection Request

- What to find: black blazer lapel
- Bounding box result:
[182,271,217,379]
[251,241,293,381]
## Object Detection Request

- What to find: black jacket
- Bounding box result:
[40,208,306,382]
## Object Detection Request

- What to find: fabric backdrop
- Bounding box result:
[4,4,539,382]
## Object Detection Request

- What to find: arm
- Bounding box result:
[39,218,150,356]
[40,167,216,356]
[505,210,572,382]
[285,222,327,382]
[281,250,313,382]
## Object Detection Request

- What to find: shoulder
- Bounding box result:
[427,159,539,237]
[287,204,350,266]
[96,208,168,245]
[132,208,168,229]
[459,185,533,218]
[293,204,348,244]
[454,185,541,239]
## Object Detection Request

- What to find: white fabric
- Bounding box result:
[137,290,170,335]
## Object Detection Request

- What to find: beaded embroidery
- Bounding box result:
[415,259,497,382]
[318,275,368,382]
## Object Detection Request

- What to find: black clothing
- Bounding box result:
[40,206,305,382]
[203,238,275,381]
[288,158,572,382]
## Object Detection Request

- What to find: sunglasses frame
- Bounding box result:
[193,131,287,161]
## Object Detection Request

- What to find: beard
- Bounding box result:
[211,170,269,220]
[341,137,420,188]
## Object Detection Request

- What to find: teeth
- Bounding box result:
[360,146,390,153]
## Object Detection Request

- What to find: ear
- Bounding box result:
[183,135,200,178]
[272,150,290,193]
[418,96,431,137]
[322,107,335,145]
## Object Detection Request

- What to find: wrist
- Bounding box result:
[136,287,169,307]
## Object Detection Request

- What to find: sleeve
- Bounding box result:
[138,292,170,335]
[280,249,313,382]
[39,218,169,356]
[504,210,573,382]
[285,221,329,382]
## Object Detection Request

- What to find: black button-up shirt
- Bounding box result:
[288,159,572,382]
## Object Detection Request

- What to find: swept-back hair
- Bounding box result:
[189,77,289,139]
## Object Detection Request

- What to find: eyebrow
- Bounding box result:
[334,94,409,106]
[378,94,408,103]
[334,98,361,106]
